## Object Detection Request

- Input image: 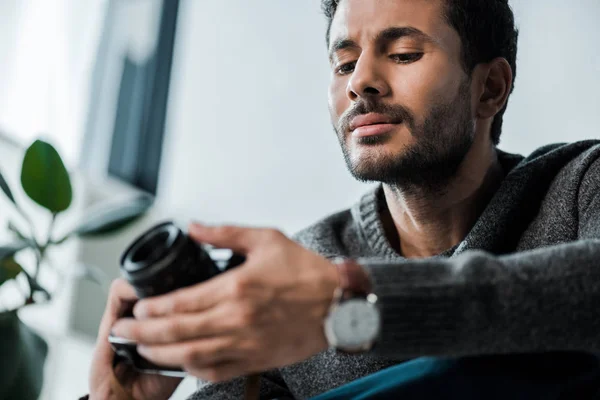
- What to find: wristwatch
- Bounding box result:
[324,258,381,353]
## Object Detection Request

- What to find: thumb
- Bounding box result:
[188,223,262,253]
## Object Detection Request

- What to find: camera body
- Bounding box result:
[109,221,245,377]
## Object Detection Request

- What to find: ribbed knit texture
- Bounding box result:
[188,141,600,400]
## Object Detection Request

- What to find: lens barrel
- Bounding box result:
[120,221,221,298]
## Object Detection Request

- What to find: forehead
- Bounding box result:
[329,0,454,49]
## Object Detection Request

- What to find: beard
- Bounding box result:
[334,79,475,195]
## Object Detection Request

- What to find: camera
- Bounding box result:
[108,221,245,377]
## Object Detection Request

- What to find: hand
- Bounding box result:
[89,279,182,400]
[111,224,339,383]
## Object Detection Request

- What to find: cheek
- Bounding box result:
[394,56,462,118]
[328,79,350,123]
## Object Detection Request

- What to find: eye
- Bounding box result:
[335,61,356,76]
[390,53,424,64]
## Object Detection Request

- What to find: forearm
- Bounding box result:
[362,239,600,358]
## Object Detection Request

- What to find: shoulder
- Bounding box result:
[291,186,382,258]
[512,140,600,192]
[516,140,600,168]
[529,140,600,213]
[577,142,600,181]
[291,208,357,257]
[577,143,600,213]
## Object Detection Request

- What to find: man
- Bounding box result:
[87,0,600,399]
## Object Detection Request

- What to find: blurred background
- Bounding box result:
[0,0,598,399]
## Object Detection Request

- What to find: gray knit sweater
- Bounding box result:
[189,140,600,400]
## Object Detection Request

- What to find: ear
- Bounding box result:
[475,58,513,119]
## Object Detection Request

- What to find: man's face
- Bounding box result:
[328,0,476,189]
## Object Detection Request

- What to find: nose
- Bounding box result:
[346,54,391,102]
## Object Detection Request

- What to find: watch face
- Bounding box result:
[330,299,381,350]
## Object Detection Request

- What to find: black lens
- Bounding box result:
[130,230,171,264]
[120,221,220,298]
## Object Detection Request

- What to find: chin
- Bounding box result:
[347,153,396,181]
[348,141,408,164]
[344,140,417,184]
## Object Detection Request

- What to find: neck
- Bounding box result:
[382,137,503,258]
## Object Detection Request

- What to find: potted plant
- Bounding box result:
[0,139,153,399]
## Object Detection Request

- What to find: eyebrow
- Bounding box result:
[329,39,360,62]
[329,26,435,62]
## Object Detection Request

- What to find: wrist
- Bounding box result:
[320,259,342,318]
[323,258,380,353]
[332,258,373,295]
[90,372,135,400]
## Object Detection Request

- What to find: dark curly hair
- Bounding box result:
[322,0,519,146]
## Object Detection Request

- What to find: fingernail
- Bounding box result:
[137,345,148,356]
[111,325,121,337]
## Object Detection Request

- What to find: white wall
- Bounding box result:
[0,0,107,167]
[159,0,600,235]
[497,0,600,153]
[158,0,371,235]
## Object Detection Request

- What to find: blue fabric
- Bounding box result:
[310,353,600,400]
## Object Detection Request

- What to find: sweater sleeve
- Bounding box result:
[361,159,600,359]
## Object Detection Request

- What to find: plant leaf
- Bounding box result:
[0,243,28,261]
[21,140,72,213]
[0,168,16,205]
[74,194,154,237]
[0,311,47,399]
[0,257,23,286]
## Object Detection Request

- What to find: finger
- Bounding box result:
[137,336,237,368]
[112,306,235,345]
[96,279,139,365]
[133,269,246,318]
[189,223,277,254]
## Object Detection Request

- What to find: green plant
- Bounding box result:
[0,139,153,399]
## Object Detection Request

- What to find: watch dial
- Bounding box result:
[331,299,380,349]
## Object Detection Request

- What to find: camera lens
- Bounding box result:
[130,230,171,264]
[120,221,221,298]
[114,221,245,376]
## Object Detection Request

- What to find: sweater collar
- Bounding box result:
[354,149,525,259]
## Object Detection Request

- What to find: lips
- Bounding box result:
[349,113,402,138]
